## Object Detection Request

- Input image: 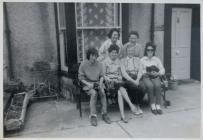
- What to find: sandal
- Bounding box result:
[121,117,128,123]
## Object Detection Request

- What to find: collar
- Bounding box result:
[107,39,121,46]
[106,57,119,65]
[87,60,98,66]
[143,56,155,60]
[126,56,134,60]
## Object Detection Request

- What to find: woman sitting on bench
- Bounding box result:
[136,42,165,115]
[121,44,145,116]
[103,44,137,123]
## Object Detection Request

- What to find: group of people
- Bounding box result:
[78,29,165,126]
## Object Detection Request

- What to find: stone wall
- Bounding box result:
[5,3,58,85]
[3,11,10,83]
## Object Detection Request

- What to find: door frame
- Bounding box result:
[164,4,200,80]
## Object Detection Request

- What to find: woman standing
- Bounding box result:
[98,29,123,61]
[136,42,165,115]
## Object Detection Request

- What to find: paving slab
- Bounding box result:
[11,122,130,138]
[117,108,200,138]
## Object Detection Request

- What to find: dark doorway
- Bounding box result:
[65,3,78,67]
[122,3,129,44]
[191,5,200,81]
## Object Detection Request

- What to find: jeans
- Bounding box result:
[87,89,107,116]
[142,76,162,105]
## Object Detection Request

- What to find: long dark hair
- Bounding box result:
[144,42,156,56]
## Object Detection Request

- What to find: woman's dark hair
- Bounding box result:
[86,47,98,60]
[129,31,139,39]
[108,29,120,38]
[108,44,120,53]
[144,42,156,56]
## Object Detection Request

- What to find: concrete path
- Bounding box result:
[5,82,201,138]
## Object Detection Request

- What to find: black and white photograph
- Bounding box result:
[2,0,201,138]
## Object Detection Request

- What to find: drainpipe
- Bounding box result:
[54,3,61,91]
[150,4,155,43]
[4,3,14,79]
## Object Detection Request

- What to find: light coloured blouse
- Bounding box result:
[122,42,143,58]
[98,39,123,62]
[121,56,140,75]
[140,56,165,75]
[102,57,122,80]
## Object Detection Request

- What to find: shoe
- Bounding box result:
[121,117,128,123]
[137,106,143,115]
[131,107,139,115]
[102,113,111,124]
[90,115,97,126]
[132,110,140,116]
[157,109,163,115]
[151,108,157,115]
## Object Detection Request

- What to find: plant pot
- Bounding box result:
[168,80,178,90]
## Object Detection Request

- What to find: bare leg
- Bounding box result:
[117,90,125,119]
[119,87,136,112]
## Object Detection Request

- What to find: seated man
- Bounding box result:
[78,47,111,126]
[103,44,137,123]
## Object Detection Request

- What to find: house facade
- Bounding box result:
[3,2,200,99]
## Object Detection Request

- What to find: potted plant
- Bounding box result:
[168,74,178,90]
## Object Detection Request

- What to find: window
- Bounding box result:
[57,3,122,70]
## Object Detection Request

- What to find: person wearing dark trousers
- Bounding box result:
[78,47,111,126]
[136,42,165,115]
[121,44,145,116]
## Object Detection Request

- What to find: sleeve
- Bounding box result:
[98,40,107,61]
[138,44,144,58]
[99,62,105,78]
[120,59,126,71]
[120,42,127,58]
[102,60,107,75]
[139,59,146,75]
[135,58,141,72]
[156,58,165,75]
[78,62,86,81]
[137,59,145,81]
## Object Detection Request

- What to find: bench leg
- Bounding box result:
[162,89,171,107]
[78,93,82,118]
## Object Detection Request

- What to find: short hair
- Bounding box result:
[108,29,120,38]
[144,42,156,56]
[129,31,139,39]
[108,44,120,53]
[86,47,98,60]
